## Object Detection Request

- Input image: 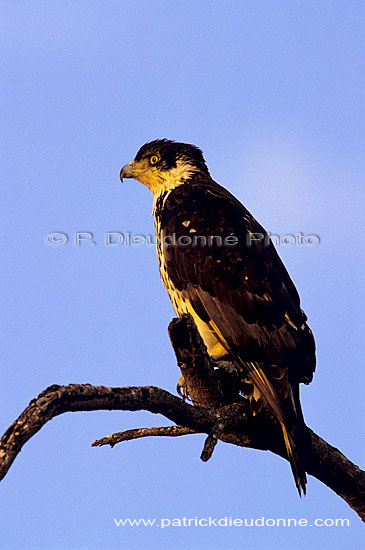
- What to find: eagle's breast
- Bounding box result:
[154,193,227,359]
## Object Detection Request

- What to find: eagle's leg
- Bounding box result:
[213,358,262,413]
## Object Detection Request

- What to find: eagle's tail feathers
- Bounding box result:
[280,422,307,496]
[238,358,307,496]
[202,326,308,495]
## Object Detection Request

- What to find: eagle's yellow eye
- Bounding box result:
[150,155,160,165]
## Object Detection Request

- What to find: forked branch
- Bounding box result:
[0,315,364,521]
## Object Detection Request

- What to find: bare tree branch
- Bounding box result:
[0,383,249,482]
[0,315,364,521]
[92,425,196,447]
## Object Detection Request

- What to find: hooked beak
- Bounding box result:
[120,161,136,182]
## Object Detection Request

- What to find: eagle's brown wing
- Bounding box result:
[156,177,316,494]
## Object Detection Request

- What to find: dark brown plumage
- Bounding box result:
[120,139,316,495]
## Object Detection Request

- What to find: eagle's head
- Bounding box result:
[120,139,210,194]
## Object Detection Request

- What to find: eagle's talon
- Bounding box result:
[177,375,190,401]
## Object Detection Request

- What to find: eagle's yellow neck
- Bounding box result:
[150,161,197,213]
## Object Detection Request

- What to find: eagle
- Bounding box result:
[120,139,316,495]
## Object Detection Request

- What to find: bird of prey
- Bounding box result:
[120,139,316,495]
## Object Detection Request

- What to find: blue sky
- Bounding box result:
[1,1,364,548]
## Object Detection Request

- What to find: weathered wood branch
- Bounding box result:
[0,383,248,481]
[0,315,364,521]
[92,425,196,448]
